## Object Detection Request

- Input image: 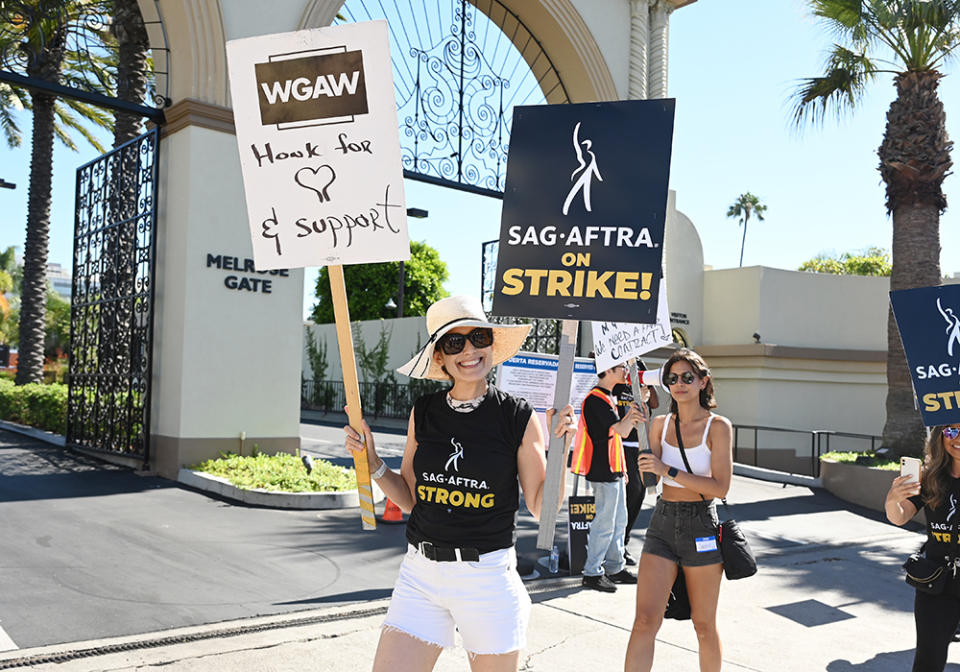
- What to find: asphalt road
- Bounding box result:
[0,422,926,652]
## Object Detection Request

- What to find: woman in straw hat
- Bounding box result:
[344,295,576,672]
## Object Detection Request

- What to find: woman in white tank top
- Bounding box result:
[625,349,733,672]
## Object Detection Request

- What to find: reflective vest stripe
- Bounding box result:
[570,388,625,476]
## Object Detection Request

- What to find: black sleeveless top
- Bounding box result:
[406,384,533,554]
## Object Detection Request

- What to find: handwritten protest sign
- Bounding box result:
[890,284,960,426]
[228,22,409,531]
[592,280,671,373]
[227,21,409,271]
[492,100,674,323]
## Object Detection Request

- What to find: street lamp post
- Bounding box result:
[400,207,429,318]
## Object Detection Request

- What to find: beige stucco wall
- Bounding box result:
[697,267,889,437]
[304,317,426,383]
[663,192,704,347]
[702,266,889,351]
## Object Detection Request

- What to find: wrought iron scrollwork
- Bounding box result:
[338,0,568,194]
[481,239,560,355]
[67,127,159,461]
[0,0,170,109]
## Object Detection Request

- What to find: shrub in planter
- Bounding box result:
[0,379,68,434]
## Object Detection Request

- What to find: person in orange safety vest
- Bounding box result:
[571,359,645,593]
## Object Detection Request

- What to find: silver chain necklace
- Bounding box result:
[446,385,488,413]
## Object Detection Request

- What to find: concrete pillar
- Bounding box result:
[648,0,672,99]
[628,0,650,100]
[148,0,308,478]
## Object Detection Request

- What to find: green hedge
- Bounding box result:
[0,379,68,435]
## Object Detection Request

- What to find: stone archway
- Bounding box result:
[298,0,616,104]
[144,0,694,477]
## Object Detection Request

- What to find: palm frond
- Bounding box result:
[790,45,877,127]
[0,84,25,148]
[53,99,109,153]
[53,123,79,152]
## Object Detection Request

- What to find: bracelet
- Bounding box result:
[371,460,388,480]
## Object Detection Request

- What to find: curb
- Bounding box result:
[178,468,385,510]
[0,600,391,670]
[733,463,822,488]
[0,419,65,447]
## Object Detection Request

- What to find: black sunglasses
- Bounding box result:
[664,371,697,386]
[438,328,494,355]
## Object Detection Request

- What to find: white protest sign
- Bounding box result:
[227,21,409,270]
[497,352,597,438]
[592,280,671,373]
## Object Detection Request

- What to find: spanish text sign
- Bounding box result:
[890,284,960,426]
[227,21,409,270]
[491,100,675,322]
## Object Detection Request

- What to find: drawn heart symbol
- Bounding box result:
[295,165,337,203]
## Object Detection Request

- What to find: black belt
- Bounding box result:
[417,541,481,562]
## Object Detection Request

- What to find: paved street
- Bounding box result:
[2,423,960,670]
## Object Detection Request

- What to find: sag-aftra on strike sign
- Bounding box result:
[227,21,409,270]
[492,100,675,323]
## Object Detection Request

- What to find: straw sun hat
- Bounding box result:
[397,295,531,380]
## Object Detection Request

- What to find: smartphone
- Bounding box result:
[900,456,921,485]
[639,448,658,488]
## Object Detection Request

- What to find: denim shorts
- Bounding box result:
[642,499,723,567]
[383,545,531,654]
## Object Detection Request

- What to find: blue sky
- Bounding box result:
[3,0,960,320]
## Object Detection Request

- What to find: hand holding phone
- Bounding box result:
[900,456,921,486]
[639,448,658,488]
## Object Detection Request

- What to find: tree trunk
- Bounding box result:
[738,215,748,268]
[111,0,149,146]
[878,71,952,456]
[15,92,58,385]
[884,203,940,455]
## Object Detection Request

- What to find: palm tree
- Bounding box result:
[791,0,958,456]
[726,192,767,267]
[110,0,149,146]
[1,2,113,385]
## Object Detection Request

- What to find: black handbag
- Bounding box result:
[904,543,951,595]
[674,414,758,580]
[664,570,691,620]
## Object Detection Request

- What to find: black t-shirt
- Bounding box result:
[612,383,639,444]
[406,384,533,554]
[582,385,623,483]
[909,476,960,560]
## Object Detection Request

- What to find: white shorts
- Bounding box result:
[383,544,531,655]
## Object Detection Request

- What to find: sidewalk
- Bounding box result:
[2,477,957,671]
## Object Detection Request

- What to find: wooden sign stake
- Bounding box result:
[536,318,579,551]
[329,264,376,531]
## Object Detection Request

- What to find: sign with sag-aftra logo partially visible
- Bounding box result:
[227,21,409,270]
[491,100,675,323]
[890,283,960,426]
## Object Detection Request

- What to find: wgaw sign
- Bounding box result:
[227,21,409,270]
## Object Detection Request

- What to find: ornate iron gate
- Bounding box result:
[338,0,568,197]
[66,128,160,462]
[481,239,561,355]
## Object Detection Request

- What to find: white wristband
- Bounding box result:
[371,460,388,479]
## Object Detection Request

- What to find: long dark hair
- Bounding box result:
[922,425,954,510]
[662,348,717,415]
